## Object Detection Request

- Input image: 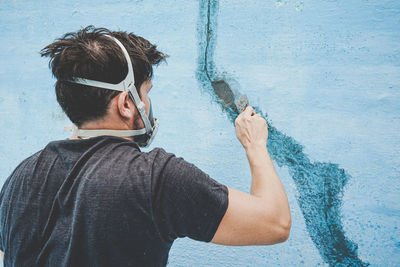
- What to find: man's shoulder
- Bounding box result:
[11,149,43,174]
[0,149,43,199]
[146,147,174,159]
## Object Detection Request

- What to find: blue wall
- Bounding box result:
[0,0,399,266]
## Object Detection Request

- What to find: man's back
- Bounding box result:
[0,136,229,266]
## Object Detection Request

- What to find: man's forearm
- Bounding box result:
[246,145,291,224]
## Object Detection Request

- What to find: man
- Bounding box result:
[0,26,291,266]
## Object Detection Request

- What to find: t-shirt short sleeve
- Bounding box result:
[151,148,229,243]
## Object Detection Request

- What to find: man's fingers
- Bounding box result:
[243,106,255,116]
[235,106,256,127]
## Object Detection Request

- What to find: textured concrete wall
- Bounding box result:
[0,0,399,266]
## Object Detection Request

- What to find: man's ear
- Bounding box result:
[117,92,135,120]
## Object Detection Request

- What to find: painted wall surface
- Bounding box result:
[0,0,399,266]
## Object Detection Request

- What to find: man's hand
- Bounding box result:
[235,106,268,150]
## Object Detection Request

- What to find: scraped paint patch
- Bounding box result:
[275,0,304,11]
[295,1,304,11]
[275,0,287,8]
[196,0,368,266]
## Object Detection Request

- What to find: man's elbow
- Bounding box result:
[277,216,291,243]
[258,212,291,245]
[265,210,291,244]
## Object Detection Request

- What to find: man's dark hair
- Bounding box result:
[40,25,167,127]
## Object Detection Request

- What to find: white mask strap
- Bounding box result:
[64,118,159,146]
[68,125,145,138]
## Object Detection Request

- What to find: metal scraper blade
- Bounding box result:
[235,94,249,113]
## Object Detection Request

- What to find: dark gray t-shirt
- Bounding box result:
[0,136,229,266]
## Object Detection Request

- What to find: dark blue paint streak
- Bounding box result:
[196,1,368,266]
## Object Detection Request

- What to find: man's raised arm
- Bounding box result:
[211,106,291,246]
